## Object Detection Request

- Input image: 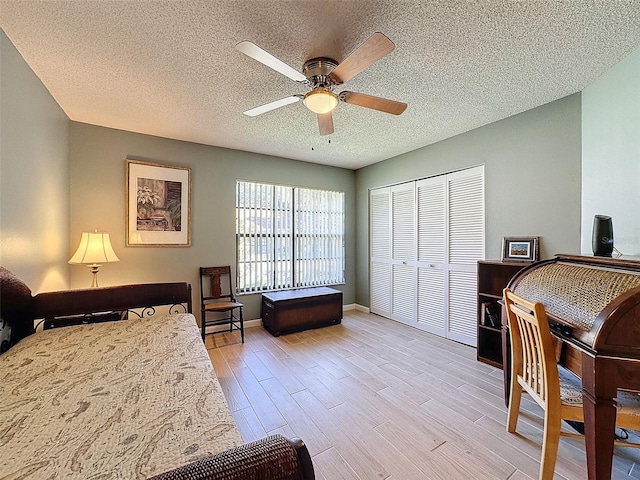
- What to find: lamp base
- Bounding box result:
[88,264,102,288]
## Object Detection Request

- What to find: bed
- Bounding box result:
[0,267,314,480]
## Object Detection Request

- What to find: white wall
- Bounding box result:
[582,46,640,256]
[0,30,70,292]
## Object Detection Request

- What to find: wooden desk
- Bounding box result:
[261,287,342,336]
[503,254,640,480]
[502,316,637,480]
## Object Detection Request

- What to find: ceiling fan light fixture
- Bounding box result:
[303,89,338,114]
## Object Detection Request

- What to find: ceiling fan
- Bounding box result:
[236,32,408,136]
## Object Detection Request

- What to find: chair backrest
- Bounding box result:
[503,288,560,411]
[200,266,234,304]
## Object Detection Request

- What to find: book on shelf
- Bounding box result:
[481,302,501,328]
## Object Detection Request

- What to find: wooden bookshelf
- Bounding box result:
[477,260,526,368]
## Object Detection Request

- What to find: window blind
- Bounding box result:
[236,181,345,293]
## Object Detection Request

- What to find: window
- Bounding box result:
[236,181,345,293]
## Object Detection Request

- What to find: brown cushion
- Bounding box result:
[0,266,34,351]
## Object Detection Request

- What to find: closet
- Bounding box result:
[369,165,484,346]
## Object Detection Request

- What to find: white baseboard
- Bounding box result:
[343,303,356,311]
[244,318,262,328]
[354,304,370,313]
[204,318,262,334]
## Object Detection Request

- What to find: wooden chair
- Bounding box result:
[503,288,640,480]
[200,266,244,343]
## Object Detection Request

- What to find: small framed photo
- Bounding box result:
[126,159,191,247]
[502,236,539,262]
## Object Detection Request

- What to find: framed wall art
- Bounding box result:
[502,236,539,262]
[126,160,191,246]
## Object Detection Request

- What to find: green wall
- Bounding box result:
[581,46,640,255]
[68,123,356,321]
[0,30,70,292]
[355,94,582,307]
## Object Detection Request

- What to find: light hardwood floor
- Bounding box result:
[205,310,640,480]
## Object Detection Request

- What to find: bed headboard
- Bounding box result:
[32,282,193,321]
[0,266,193,352]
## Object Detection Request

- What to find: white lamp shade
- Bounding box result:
[69,231,120,265]
[303,90,338,114]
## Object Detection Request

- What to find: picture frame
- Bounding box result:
[126,159,191,246]
[502,236,539,262]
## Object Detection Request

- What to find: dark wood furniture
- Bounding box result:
[0,265,192,351]
[261,287,343,336]
[200,266,244,343]
[33,281,193,328]
[504,254,640,480]
[476,260,525,367]
[29,285,191,321]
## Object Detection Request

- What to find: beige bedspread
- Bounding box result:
[0,313,242,479]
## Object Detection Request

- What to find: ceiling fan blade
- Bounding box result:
[236,41,307,83]
[243,96,301,117]
[329,32,395,84]
[318,112,334,136]
[340,91,407,115]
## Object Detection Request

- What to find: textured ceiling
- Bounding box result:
[2,1,640,170]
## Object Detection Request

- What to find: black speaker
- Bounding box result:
[592,215,614,257]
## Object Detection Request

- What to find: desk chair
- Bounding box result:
[503,288,640,480]
[200,266,244,343]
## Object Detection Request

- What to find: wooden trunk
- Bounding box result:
[261,287,343,336]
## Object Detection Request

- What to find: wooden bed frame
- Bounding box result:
[33,282,193,330]
[0,268,315,480]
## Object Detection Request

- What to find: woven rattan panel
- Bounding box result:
[514,262,640,332]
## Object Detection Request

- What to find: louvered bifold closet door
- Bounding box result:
[391,183,416,325]
[447,166,485,346]
[370,187,392,317]
[416,177,446,337]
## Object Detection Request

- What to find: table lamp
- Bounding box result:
[69,230,120,287]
